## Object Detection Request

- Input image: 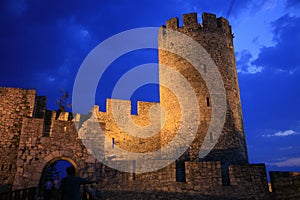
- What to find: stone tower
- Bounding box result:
[158,13,248,170]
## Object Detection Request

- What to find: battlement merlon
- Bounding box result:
[165,12,232,36]
[166,17,179,29]
[183,13,198,28]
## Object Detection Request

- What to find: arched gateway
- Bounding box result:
[12,114,101,191]
[37,157,76,197]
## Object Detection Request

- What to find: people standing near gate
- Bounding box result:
[59,166,98,200]
[44,178,53,200]
[53,175,60,199]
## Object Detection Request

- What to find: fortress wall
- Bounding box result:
[100,165,132,190]
[94,99,163,159]
[34,96,47,119]
[97,161,272,199]
[134,161,176,184]
[270,171,300,199]
[185,161,222,187]
[227,164,270,198]
[98,161,177,192]
[0,87,273,199]
[8,99,273,199]
[0,87,36,191]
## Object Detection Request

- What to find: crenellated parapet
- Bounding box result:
[15,97,164,162]
[165,13,232,36]
[90,99,163,159]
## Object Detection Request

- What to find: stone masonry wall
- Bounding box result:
[270,171,300,200]
[92,99,163,159]
[12,113,101,190]
[159,13,248,165]
[0,86,275,199]
[0,87,36,192]
[98,161,272,199]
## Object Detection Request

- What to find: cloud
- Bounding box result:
[236,50,263,74]
[260,0,277,10]
[279,146,300,151]
[279,146,293,151]
[252,14,300,73]
[263,130,299,137]
[241,65,263,75]
[269,157,300,167]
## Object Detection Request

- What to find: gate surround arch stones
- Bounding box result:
[37,155,80,196]
[41,155,80,175]
[39,152,82,179]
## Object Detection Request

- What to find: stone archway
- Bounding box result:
[33,150,86,188]
[12,150,89,190]
[42,156,79,175]
[37,156,79,198]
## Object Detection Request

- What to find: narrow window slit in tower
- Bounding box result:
[112,138,115,149]
[1,164,4,171]
[206,97,210,107]
[9,164,12,172]
[176,161,186,182]
[203,64,207,73]
[210,132,213,143]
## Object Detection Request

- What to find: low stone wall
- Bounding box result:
[96,161,272,199]
[270,171,300,200]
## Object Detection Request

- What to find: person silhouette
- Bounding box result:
[53,175,60,199]
[59,166,98,200]
[44,178,53,200]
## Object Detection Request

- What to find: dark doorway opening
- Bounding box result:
[38,159,74,199]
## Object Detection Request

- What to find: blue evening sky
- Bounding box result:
[0,0,299,175]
